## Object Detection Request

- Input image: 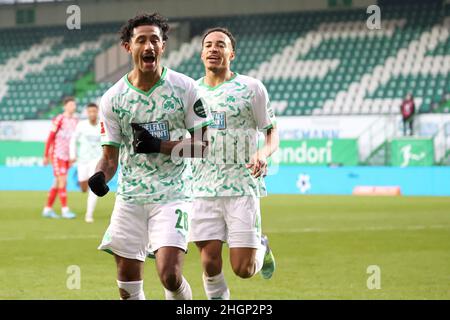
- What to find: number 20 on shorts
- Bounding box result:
[175,209,188,232]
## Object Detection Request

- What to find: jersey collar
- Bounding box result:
[200,72,238,91]
[124,67,167,97]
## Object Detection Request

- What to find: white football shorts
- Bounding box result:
[189,196,262,248]
[98,197,192,261]
[77,160,98,182]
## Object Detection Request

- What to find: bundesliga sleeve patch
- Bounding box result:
[193,99,207,118]
[100,121,106,135]
[139,121,170,141]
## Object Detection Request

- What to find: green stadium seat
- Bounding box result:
[1,6,448,119]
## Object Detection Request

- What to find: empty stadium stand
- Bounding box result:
[0,1,448,120]
[0,23,117,120]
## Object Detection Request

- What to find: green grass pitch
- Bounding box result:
[0,191,449,300]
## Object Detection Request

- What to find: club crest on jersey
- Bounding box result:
[210,112,226,130]
[140,120,170,141]
[162,97,177,114]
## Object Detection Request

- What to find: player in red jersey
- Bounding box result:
[42,97,79,219]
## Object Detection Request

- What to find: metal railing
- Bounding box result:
[432,120,450,164]
[357,115,397,164]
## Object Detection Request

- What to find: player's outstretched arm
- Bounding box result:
[132,123,208,158]
[88,145,119,197]
[160,126,208,158]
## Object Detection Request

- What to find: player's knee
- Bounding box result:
[203,254,222,276]
[116,260,142,282]
[232,262,254,279]
[57,178,67,188]
[160,271,182,292]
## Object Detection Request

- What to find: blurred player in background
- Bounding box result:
[42,96,78,219]
[190,27,279,300]
[69,102,102,223]
[88,13,210,300]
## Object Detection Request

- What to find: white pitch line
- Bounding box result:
[0,236,25,241]
[0,225,448,242]
[43,234,100,240]
[0,234,100,241]
[266,225,450,234]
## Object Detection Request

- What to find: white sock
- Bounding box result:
[43,207,52,213]
[254,242,266,275]
[85,190,97,220]
[62,207,70,215]
[116,280,145,300]
[202,272,230,300]
[164,276,192,300]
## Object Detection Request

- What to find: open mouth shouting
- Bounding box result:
[142,52,156,68]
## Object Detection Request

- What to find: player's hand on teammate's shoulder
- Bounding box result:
[246,151,268,178]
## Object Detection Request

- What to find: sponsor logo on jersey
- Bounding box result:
[141,120,170,141]
[210,112,226,130]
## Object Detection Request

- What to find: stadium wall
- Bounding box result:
[1,165,449,196]
[1,114,449,166]
[0,0,375,29]
[1,115,448,195]
[265,165,450,196]
[2,114,450,141]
